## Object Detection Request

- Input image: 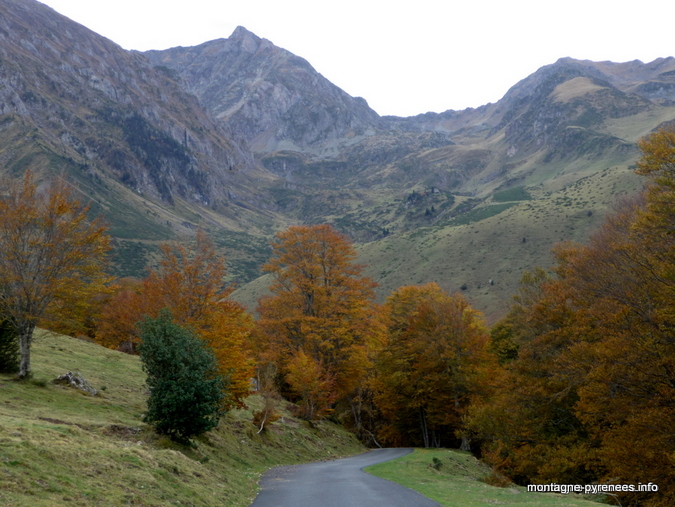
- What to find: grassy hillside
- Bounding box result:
[232,165,644,324]
[358,165,642,323]
[0,331,364,506]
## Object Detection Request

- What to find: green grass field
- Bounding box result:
[0,331,364,506]
[366,448,605,507]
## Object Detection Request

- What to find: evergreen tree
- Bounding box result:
[139,310,225,442]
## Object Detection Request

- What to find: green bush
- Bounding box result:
[138,310,225,442]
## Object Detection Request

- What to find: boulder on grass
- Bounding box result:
[54,371,98,396]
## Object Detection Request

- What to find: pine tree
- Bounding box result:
[138,310,225,442]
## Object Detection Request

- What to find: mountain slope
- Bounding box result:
[2,0,276,206]
[144,27,383,154]
[3,2,675,318]
[0,0,293,279]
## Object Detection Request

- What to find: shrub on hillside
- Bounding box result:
[138,310,225,442]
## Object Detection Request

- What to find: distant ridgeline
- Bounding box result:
[1,0,674,318]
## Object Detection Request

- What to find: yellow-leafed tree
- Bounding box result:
[0,172,111,378]
[253,224,385,420]
[98,230,254,408]
[374,283,492,448]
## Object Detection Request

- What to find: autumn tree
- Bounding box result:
[253,224,385,421]
[0,172,111,378]
[196,299,255,410]
[97,230,254,409]
[468,128,675,505]
[555,202,675,505]
[467,257,608,486]
[374,283,492,449]
[142,229,230,323]
[563,129,675,506]
[96,277,145,353]
[285,349,336,420]
[538,136,675,505]
[143,231,254,409]
[98,229,233,350]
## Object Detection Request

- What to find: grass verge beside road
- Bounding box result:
[365,448,605,507]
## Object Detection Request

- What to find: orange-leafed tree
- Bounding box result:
[466,264,599,486]
[96,278,145,353]
[468,130,675,504]
[196,299,254,409]
[374,283,492,448]
[97,230,254,409]
[253,224,385,420]
[0,172,111,378]
[285,349,336,420]
[560,130,675,506]
[142,229,230,323]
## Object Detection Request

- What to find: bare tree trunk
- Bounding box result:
[455,392,471,451]
[256,411,268,434]
[419,406,430,448]
[18,323,34,379]
[367,430,383,448]
[432,429,441,448]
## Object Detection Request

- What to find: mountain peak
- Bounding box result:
[228,25,263,53]
[230,25,257,39]
[144,28,382,151]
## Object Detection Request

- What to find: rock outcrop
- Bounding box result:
[55,371,98,396]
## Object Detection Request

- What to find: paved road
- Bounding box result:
[250,448,440,507]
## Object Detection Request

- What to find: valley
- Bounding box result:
[1,2,675,505]
[2,0,675,318]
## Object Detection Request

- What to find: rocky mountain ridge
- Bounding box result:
[146,33,675,198]
[3,0,675,319]
[142,27,675,320]
[0,0,281,236]
[144,27,383,155]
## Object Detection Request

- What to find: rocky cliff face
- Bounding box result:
[144,27,383,154]
[0,0,275,216]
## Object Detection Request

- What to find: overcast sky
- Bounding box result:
[39,0,675,117]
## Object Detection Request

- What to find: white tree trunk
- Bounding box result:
[18,324,34,379]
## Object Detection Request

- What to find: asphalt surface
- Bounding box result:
[249,448,440,507]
